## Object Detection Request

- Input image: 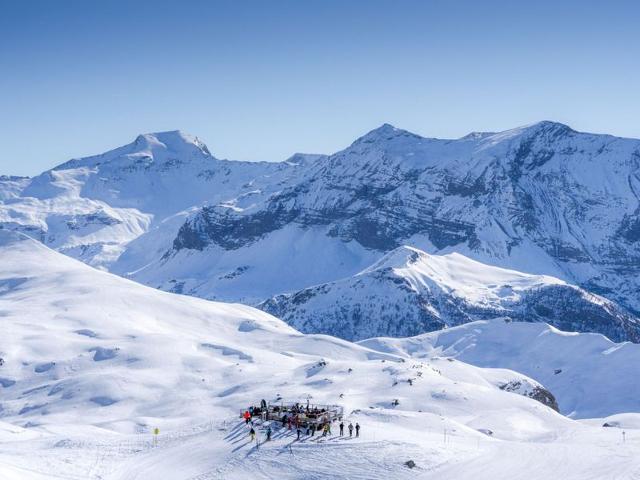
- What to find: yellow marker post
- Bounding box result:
[153,427,160,447]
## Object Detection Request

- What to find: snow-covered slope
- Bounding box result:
[360,318,640,419]
[259,246,640,342]
[3,230,639,479]
[0,229,556,429]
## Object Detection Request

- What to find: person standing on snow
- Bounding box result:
[339,421,344,436]
[296,427,301,440]
[243,410,251,424]
[355,423,360,437]
[250,427,256,442]
[266,426,272,441]
[348,422,354,437]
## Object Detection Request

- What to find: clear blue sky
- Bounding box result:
[1,0,639,176]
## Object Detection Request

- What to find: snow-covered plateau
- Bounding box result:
[1,231,640,479]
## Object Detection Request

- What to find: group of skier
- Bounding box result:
[298,420,360,439]
[249,425,272,442]
[245,416,361,443]
[339,420,360,437]
[243,399,360,445]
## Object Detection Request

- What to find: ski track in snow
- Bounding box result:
[3,418,640,479]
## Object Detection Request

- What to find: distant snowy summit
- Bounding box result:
[2,121,640,341]
[53,130,213,171]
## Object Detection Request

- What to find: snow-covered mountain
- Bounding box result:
[2,121,640,341]
[0,131,315,268]
[2,229,640,479]
[259,246,640,342]
[161,122,640,310]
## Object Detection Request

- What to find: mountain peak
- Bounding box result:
[352,123,422,146]
[358,245,427,274]
[522,120,574,135]
[514,120,574,138]
[478,120,576,147]
[53,130,213,171]
[133,130,211,156]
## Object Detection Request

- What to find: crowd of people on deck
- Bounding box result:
[241,399,360,443]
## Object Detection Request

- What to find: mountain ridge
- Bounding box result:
[2,121,640,342]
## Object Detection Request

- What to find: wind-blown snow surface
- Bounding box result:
[260,246,640,342]
[2,231,640,479]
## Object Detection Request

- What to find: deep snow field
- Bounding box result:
[2,230,640,479]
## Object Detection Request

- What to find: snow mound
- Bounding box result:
[359,245,564,303]
[360,318,640,418]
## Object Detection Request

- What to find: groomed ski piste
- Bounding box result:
[1,230,640,479]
